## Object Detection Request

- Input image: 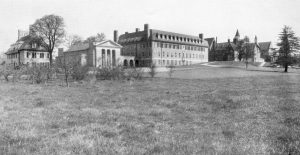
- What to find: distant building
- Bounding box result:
[62,39,123,68]
[5,29,50,67]
[118,24,209,67]
[208,30,272,62]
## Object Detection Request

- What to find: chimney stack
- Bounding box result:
[228,39,231,43]
[113,30,118,42]
[144,24,149,31]
[58,48,64,56]
[136,28,140,32]
[199,33,203,42]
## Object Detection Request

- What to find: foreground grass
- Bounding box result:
[0,74,300,154]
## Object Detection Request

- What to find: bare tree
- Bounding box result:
[55,56,74,87]
[84,33,106,43]
[29,14,65,65]
[65,34,83,48]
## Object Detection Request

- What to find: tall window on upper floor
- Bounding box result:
[40,53,44,58]
[47,53,50,58]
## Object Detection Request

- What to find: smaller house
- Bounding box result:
[5,33,50,67]
[63,40,123,68]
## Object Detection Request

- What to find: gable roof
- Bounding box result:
[94,40,122,48]
[235,30,240,37]
[5,35,47,55]
[204,38,215,47]
[67,43,90,52]
[258,42,271,51]
[215,42,237,51]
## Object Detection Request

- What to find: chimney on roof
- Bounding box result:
[58,48,64,56]
[254,35,257,44]
[199,33,203,42]
[125,32,128,34]
[136,28,140,32]
[144,24,149,31]
[228,39,230,43]
[113,30,118,42]
[144,23,150,39]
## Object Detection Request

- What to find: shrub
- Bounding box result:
[0,65,26,82]
[149,63,157,78]
[125,67,144,80]
[26,65,54,84]
[0,65,14,82]
[71,63,89,81]
[96,65,125,80]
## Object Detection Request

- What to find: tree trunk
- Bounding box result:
[284,64,288,72]
[49,51,53,66]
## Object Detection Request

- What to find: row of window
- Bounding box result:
[156,42,205,51]
[123,42,152,50]
[155,59,193,66]
[157,51,205,59]
[155,33,202,44]
[7,54,18,59]
[27,52,50,59]
[121,50,152,57]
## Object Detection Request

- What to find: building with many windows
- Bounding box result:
[5,30,50,67]
[117,24,209,67]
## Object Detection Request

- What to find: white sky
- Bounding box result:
[0,0,300,54]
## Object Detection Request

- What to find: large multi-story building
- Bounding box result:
[5,29,50,67]
[117,24,209,67]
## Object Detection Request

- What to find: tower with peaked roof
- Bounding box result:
[233,30,240,44]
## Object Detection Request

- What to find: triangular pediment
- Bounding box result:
[94,40,122,48]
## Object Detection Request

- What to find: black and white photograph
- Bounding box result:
[0,0,300,154]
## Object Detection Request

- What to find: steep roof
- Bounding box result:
[151,29,209,47]
[258,42,271,51]
[204,38,215,47]
[235,30,240,37]
[215,42,237,51]
[5,35,46,55]
[67,43,90,52]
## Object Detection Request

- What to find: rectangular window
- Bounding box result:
[169,44,172,48]
[164,43,168,48]
[32,53,36,58]
[40,53,44,58]
[157,42,160,48]
[47,53,50,58]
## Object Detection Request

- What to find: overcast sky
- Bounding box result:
[0,0,299,53]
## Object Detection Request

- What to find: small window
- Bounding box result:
[40,53,44,58]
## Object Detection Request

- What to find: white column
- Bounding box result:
[110,49,113,67]
[105,49,107,67]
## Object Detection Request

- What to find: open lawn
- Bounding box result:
[0,66,300,154]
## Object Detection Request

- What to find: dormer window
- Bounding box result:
[32,43,37,48]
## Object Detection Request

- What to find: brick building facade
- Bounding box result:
[117,24,209,67]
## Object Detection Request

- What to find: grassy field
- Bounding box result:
[0,67,300,154]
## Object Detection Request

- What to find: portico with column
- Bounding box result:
[93,40,122,68]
